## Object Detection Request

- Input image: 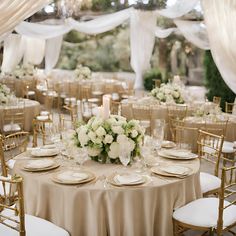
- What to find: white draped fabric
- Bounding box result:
[1,34,25,73]
[155,26,177,38]
[130,9,158,89]
[23,37,45,65]
[45,36,63,74]
[0,0,52,36]
[202,0,236,93]
[174,20,210,50]
[157,0,199,18]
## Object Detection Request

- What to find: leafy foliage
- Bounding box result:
[204,51,235,110]
[143,68,162,91]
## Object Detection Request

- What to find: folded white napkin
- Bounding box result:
[159,165,190,175]
[57,171,88,182]
[31,148,58,157]
[25,159,54,169]
[115,174,142,184]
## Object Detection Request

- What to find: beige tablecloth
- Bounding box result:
[0,99,41,132]
[13,154,201,236]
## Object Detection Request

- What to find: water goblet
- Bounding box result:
[119,146,131,169]
[152,119,165,152]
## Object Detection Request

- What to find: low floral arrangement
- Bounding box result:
[150,83,185,104]
[74,64,92,81]
[193,104,222,117]
[13,63,35,79]
[0,83,14,104]
[74,115,144,164]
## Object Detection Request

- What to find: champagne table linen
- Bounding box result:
[13,154,201,236]
[0,99,40,131]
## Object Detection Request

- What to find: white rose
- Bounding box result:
[104,134,113,144]
[95,126,106,137]
[78,128,89,147]
[127,139,135,152]
[172,91,180,99]
[91,118,103,131]
[111,126,124,134]
[88,131,97,143]
[131,130,138,138]
[108,142,120,159]
[117,134,127,144]
[87,147,101,157]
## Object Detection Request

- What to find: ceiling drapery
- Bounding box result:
[0,0,52,36]
[201,0,236,93]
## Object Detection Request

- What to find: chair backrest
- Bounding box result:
[44,93,54,113]
[0,175,26,236]
[197,129,224,177]
[175,124,199,153]
[3,106,25,133]
[225,102,236,114]
[202,118,228,137]
[111,100,120,115]
[167,104,188,120]
[213,96,221,106]
[0,132,29,176]
[217,166,236,235]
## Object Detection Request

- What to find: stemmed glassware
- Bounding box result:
[70,146,88,169]
[152,119,165,153]
[119,146,131,169]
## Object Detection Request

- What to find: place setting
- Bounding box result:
[21,159,60,172]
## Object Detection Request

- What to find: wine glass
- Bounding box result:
[71,147,88,169]
[119,146,131,169]
[152,119,165,152]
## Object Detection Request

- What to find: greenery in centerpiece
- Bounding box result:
[74,115,144,164]
[143,68,163,91]
[150,83,185,104]
[0,83,14,104]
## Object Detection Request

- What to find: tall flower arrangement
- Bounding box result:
[74,64,92,81]
[150,83,185,104]
[74,115,144,164]
[13,63,35,78]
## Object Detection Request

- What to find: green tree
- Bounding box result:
[204,51,235,110]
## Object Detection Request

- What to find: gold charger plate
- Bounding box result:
[151,166,192,178]
[107,173,147,187]
[51,170,96,185]
[22,161,60,172]
[158,150,198,160]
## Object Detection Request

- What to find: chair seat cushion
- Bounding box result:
[173,198,236,229]
[200,172,221,194]
[222,141,235,154]
[40,111,50,116]
[0,214,69,236]
[27,91,35,96]
[36,115,49,121]
[3,124,21,133]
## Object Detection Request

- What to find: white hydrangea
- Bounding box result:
[87,147,101,157]
[111,125,124,134]
[131,130,138,138]
[78,127,89,146]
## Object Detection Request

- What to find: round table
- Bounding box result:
[13,153,201,236]
[0,99,41,132]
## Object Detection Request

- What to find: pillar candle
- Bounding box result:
[103,95,110,119]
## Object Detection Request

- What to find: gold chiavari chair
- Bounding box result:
[32,117,53,147]
[0,175,70,236]
[197,130,225,196]
[2,106,25,135]
[173,166,236,236]
[225,102,236,114]
[104,83,114,94]
[153,79,161,88]
[132,104,152,135]
[63,104,78,128]
[175,124,199,153]
[213,96,222,106]
[22,79,37,100]
[167,104,188,141]
[80,85,91,101]
[111,100,120,115]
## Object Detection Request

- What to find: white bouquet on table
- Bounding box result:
[150,83,185,104]
[13,63,35,78]
[0,83,14,104]
[74,115,144,164]
[74,64,92,81]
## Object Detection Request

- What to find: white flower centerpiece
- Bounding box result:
[13,63,35,79]
[150,83,185,104]
[74,95,144,164]
[74,64,92,81]
[0,83,15,104]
